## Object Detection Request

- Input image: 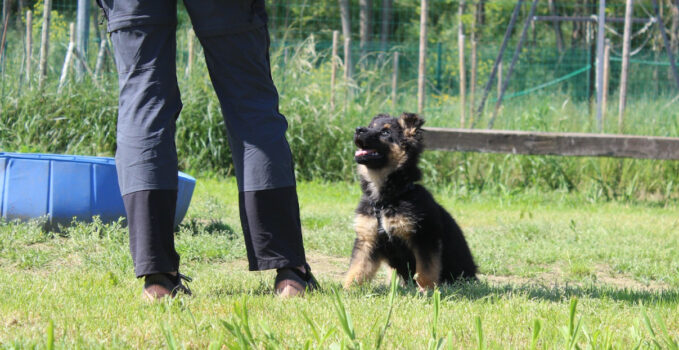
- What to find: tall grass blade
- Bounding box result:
[46,320,54,350]
[431,289,441,340]
[221,298,257,349]
[530,319,541,350]
[375,270,398,350]
[475,316,485,350]
[568,298,577,338]
[560,298,582,350]
[653,310,678,350]
[331,287,358,348]
[446,332,454,350]
[301,310,321,342]
[160,321,178,350]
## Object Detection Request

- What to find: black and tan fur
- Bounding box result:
[344,113,477,290]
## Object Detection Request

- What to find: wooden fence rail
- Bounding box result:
[423,128,679,160]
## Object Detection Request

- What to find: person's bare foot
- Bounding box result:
[275,265,316,298]
[143,283,173,300]
[142,272,192,301]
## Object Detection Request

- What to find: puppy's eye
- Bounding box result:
[380,129,391,136]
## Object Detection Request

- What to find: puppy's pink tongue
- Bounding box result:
[355,149,375,157]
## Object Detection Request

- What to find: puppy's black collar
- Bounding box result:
[370,182,416,208]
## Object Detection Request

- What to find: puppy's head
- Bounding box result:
[354,112,425,170]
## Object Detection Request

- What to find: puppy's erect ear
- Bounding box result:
[398,112,425,139]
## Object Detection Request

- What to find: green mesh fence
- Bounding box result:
[1,0,678,107]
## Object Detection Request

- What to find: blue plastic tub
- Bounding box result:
[0,152,195,227]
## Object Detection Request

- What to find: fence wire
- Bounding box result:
[1,0,679,110]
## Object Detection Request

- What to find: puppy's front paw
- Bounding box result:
[413,273,437,291]
[343,276,357,290]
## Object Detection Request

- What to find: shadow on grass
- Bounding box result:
[439,281,679,305]
[203,276,679,305]
[180,219,237,237]
[300,280,679,306]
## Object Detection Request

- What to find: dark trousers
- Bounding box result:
[101,0,306,277]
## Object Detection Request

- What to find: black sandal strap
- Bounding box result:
[275,263,321,292]
[144,272,193,297]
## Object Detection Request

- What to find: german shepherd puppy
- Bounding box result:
[343,113,477,290]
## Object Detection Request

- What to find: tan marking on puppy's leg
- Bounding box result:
[344,215,382,289]
[344,247,382,289]
[413,247,442,291]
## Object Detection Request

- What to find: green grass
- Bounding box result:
[1,177,678,348]
[2,35,679,200]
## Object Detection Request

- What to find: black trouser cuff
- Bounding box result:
[239,186,307,271]
[123,190,180,278]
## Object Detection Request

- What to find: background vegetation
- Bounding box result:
[1,0,679,200]
[1,2,679,348]
[1,179,678,348]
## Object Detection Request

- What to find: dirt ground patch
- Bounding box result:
[221,253,349,281]
[222,253,671,292]
[480,264,670,292]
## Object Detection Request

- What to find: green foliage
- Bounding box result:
[2,4,679,201]
[1,179,679,347]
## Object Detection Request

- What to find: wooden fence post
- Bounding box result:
[470,38,477,120]
[58,22,75,92]
[470,0,478,122]
[330,30,339,110]
[25,10,32,85]
[392,51,399,110]
[458,34,466,127]
[0,4,8,74]
[38,0,52,90]
[417,0,428,115]
[618,0,633,134]
[72,45,97,85]
[94,31,107,78]
[497,60,502,97]
[457,0,466,127]
[184,28,194,78]
[344,37,352,101]
[602,39,610,132]
[595,0,606,133]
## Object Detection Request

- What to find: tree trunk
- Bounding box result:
[339,0,353,79]
[470,1,480,119]
[458,0,466,127]
[669,0,679,81]
[548,0,564,52]
[360,0,372,58]
[477,0,485,26]
[671,0,679,54]
[618,0,634,133]
[339,0,351,40]
[17,0,24,30]
[380,0,392,52]
[571,0,586,48]
[417,0,428,114]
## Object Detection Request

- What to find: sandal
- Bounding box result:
[274,263,320,296]
[143,272,193,300]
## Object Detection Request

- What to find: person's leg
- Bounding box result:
[184,2,314,295]
[198,27,307,273]
[98,0,187,298]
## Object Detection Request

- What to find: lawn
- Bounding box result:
[1,177,678,348]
